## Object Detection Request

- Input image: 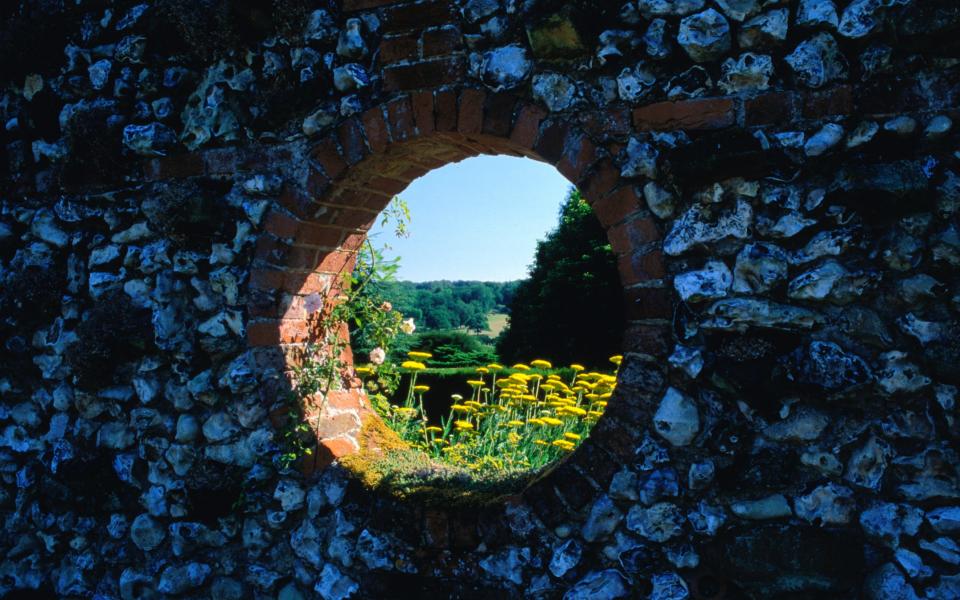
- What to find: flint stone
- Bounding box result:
[763,406,829,442]
[314,564,358,600]
[650,572,690,600]
[673,260,732,302]
[620,137,658,178]
[478,45,532,91]
[643,182,675,218]
[845,436,892,490]
[730,495,792,520]
[157,563,211,595]
[927,507,960,534]
[688,502,726,535]
[877,351,930,395]
[785,33,848,89]
[123,123,176,156]
[678,9,732,63]
[582,494,622,542]
[733,242,789,293]
[838,0,887,39]
[626,502,684,542]
[787,260,877,304]
[663,199,752,256]
[794,483,855,525]
[719,53,773,94]
[563,569,628,600]
[797,0,838,29]
[616,64,657,103]
[479,546,530,585]
[532,73,577,112]
[550,538,582,578]
[918,537,960,565]
[864,563,920,600]
[804,123,845,156]
[653,388,699,447]
[638,0,705,17]
[130,514,165,551]
[860,503,923,548]
[784,341,872,392]
[700,298,823,332]
[738,9,788,48]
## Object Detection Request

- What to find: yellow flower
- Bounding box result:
[564,432,581,441]
[453,420,474,430]
[552,439,576,451]
[425,426,443,434]
[487,363,504,371]
[507,420,525,427]
[558,406,587,417]
[530,359,552,369]
[401,361,426,371]
[541,417,563,426]
[476,367,489,374]
[570,364,585,372]
[609,355,623,366]
[466,379,484,387]
[355,366,374,376]
[451,404,474,414]
[508,373,530,383]
[512,363,531,371]
[451,394,463,401]
[464,400,484,408]
[396,407,418,418]
[408,351,433,359]
[413,385,430,393]
[528,418,546,426]
[534,440,549,446]
[507,432,521,444]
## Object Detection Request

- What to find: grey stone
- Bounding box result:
[688,461,715,491]
[669,345,704,379]
[715,0,760,22]
[650,572,690,600]
[638,0,705,17]
[797,0,839,29]
[846,120,880,148]
[719,53,773,93]
[616,64,657,103]
[274,480,305,512]
[784,341,872,392]
[130,514,165,551]
[478,45,532,91]
[700,298,824,332]
[626,502,684,542]
[730,494,792,520]
[733,242,789,293]
[479,546,530,586]
[860,503,924,548]
[123,123,176,156]
[787,260,878,304]
[884,115,917,136]
[88,59,112,89]
[157,563,211,595]
[532,73,577,112]
[609,469,639,502]
[763,406,829,442]
[620,137,658,178]
[877,351,930,395]
[785,33,848,88]
[864,563,920,600]
[663,199,752,256]
[549,538,582,578]
[202,412,240,442]
[804,123,845,156]
[563,569,628,600]
[304,9,337,42]
[846,436,893,490]
[794,483,855,525]
[645,19,672,59]
[838,0,887,39]
[336,18,367,58]
[639,468,680,505]
[313,564,358,600]
[927,507,960,534]
[918,537,960,565]
[674,260,732,302]
[643,182,675,219]
[582,494,622,542]
[924,115,953,139]
[653,388,699,447]
[738,9,789,48]
[894,548,932,580]
[687,502,726,535]
[678,9,732,63]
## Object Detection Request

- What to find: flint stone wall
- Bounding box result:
[2,0,960,598]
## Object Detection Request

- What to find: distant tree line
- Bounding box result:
[372,280,519,332]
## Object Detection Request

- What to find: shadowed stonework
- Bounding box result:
[1,0,960,598]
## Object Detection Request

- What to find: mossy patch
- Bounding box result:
[340,414,535,508]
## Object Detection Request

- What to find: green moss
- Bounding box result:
[341,415,538,508]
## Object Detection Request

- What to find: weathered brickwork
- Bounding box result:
[1,1,960,598]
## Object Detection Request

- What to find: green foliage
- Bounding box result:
[398,330,497,368]
[496,187,624,369]
[370,280,518,333]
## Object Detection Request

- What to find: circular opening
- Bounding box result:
[263,127,649,506]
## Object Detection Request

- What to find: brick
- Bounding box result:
[360,107,389,154]
[249,269,285,291]
[203,147,242,175]
[623,322,671,357]
[383,58,465,92]
[581,108,632,138]
[510,104,547,150]
[581,159,619,203]
[617,249,666,286]
[379,33,418,64]
[422,25,462,57]
[435,90,458,132]
[411,91,435,135]
[286,245,319,271]
[608,216,661,254]
[625,286,672,320]
[533,120,568,164]
[482,92,517,137]
[254,235,290,266]
[337,118,368,165]
[154,153,203,179]
[382,1,453,34]
[263,210,300,239]
[457,88,486,134]
[247,320,281,346]
[634,97,735,131]
[744,92,795,127]
[284,271,332,295]
[329,207,379,230]
[802,85,853,119]
[591,186,640,228]
[311,137,348,180]
[368,176,408,196]
[298,224,345,247]
[556,133,598,183]
[385,96,416,142]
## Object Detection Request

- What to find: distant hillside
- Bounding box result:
[371,280,520,332]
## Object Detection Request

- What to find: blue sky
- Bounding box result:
[367,155,573,282]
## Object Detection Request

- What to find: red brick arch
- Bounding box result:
[241,88,670,482]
